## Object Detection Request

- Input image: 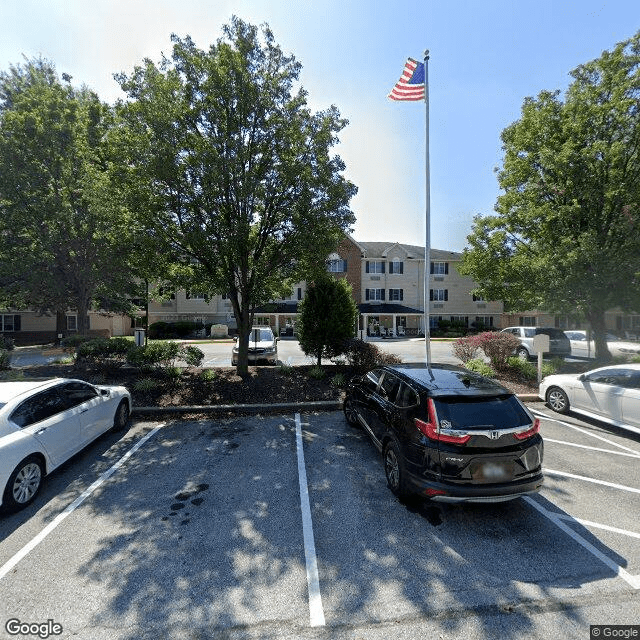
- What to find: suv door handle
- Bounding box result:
[36,428,47,434]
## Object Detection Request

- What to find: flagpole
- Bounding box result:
[423,50,432,371]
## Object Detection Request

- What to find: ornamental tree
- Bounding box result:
[296,273,358,367]
[459,33,640,360]
[115,18,356,374]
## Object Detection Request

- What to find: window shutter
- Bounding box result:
[400,262,404,274]
[366,289,370,301]
[14,315,21,331]
[429,289,433,301]
[445,263,449,274]
[430,262,434,274]
[366,262,370,273]
[343,260,347,271]
[444,290,448,301]
[381,262,385,274]
[400,290,403,301]
[388,262,393,274]
[381,289,385,301]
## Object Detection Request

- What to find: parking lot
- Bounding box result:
[0,405,639,639]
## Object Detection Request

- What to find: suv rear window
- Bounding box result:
[535,328,567,339]
[433,395,531,430]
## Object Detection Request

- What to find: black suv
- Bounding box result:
[343,364,543,503]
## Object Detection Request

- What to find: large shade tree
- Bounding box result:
[115,17,356,374]
[0,59,141,335]
[459,33,640,360]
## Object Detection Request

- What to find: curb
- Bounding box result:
[132,400,342,416]
[131,394,539,417]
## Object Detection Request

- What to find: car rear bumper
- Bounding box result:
[405,472,544,503]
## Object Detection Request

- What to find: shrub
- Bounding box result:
[0,335,15,350]
[330,373,347,388]
[133,378,158,392]
[182,345,204,367]
[200,369,217,382]
[452,335,482,363]
[278,363,294,376]
[464,358,496,378]
[308,365,326,380]
[342,338,402,374]
[0,349,10,370]
[76,337,134,369]
[60,334,93,349]
[506,356,560,381]
[127,341,182,371]
[476,331,520,370]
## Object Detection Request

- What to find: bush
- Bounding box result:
[452,335,482,363]
[341,338,402,374]
[330,373,347,388]
[278,363,294,376]
[0,335,15,350]
[308,365,326,380]
[133,378,159,392]
[60,334,93,349]
[464,358,496,378]
[476,331,520,370]
[76,337,134,369]
[507,356,560,381]
[200,369,217,382]
[182,345,204,367]
[126,341,182,371]
[0,349,10,370]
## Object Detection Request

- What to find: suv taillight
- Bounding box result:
[514,418,540,440]
[414,399,471,444]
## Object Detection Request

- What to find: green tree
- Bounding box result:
[296,273,358,367]
[0,59,142,335]
[459,33,640,360]
[115,17,356,374]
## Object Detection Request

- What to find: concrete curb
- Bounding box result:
[131,394,539,417]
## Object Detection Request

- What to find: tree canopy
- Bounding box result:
[115,17,356,373]
[0,59,141,334]
[296,273,359,366]
[459,32,640,359]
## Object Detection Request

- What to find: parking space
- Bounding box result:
[0,407,639,639]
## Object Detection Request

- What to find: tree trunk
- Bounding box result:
[233,302,252,376]
[55,310,66,343]
[587,309,611,362]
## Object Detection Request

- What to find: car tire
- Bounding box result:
[113,400,130,431]
[547,387,570,414]
[343,398,360,427]
[516,347,530,360]
[3,456,44,512]
[383,438,409,498]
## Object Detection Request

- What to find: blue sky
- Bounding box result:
[1,1,637,252]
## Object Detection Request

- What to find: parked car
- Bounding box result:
[0,378,131,512]
[564,330,640,360]
[539,364,640,435]
[343,364,543,503]
[231,326,279,366]
[500,326,571,360]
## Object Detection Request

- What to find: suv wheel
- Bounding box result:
[516,347,530,360]
[383,439,409,498]
[547,387,570,414]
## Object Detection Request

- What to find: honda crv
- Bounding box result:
[343,364,543,503]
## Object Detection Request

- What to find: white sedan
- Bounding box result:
[1,378,131,512]
[564,330,640,359]
[539,364,640,435]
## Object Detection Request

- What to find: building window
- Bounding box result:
[389,259,403,274]
[186,291,206,300]
[429,316,443,329]
[450,316,469,327]
[0,314,20,332]
[66,315,78,332]
[297,288,303,300]
[389,289,404,301]
[366,261,385,274]
[327,259,347,272]
[429,289,448,301]
[519,316,536,326]
[254,317,270,326]
[365,289,385,301]
[475,316,494,327]
[430,262,449,275]
[472,294,485,302]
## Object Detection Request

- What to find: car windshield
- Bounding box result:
[247,329,273,341]
[433,395,531,430]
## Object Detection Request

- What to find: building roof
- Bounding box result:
[356,241,461,261]
[359,303,424,315]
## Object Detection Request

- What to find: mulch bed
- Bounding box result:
[14,361,539,408]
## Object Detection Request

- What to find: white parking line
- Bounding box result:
[555,515,640,541]
[294,413,325,627]
[544,468,640,494]
[0,424,164,583]
[543,437,640,458]
[532,409,640,456]
[524,497,640,589]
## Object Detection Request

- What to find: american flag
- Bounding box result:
[388,58,425,101]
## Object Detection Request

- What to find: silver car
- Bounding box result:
[232,326,279,366]
[539,364,640,435]
[501,326,571,360]
[564,330,640,360]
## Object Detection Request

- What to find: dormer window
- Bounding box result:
[389,258,403,274]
